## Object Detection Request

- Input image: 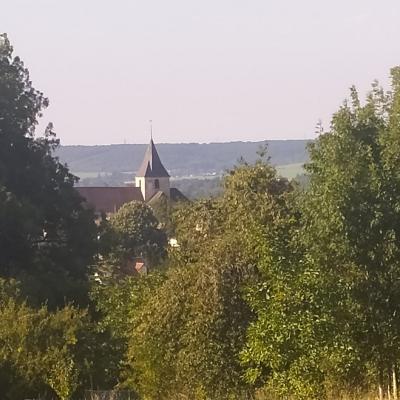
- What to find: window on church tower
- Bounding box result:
[154,179,160,189]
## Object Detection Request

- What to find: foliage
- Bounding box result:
[0,33,97,307]
[242,68,400,399]
[89,202,168,391]
[87,251,167,391]
[0,281,86,400]
[148,193,174,234]
[123,157,292,400]
[6,31,400,400]
[171,177,223,199]
[125,257,256,399]
[107,201,167,270]
[302,69,400,394]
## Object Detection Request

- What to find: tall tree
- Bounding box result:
[124,158,292,400]
[243,68,400,399]
[88,201,168,391]
[0,34,97,307]
[303,70,400,396]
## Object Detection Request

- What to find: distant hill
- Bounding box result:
[56,140,311,177]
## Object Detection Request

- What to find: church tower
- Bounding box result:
[135,139,170,201]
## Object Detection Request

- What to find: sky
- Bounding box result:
[2,0,400,145]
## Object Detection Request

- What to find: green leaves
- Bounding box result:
[118,157,293,400]
[0,286,86,400]
[0,33,97,308]
[106,200,168,273]
[5,32,400,400]
[243,68,400,399]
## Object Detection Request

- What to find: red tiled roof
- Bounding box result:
[135,262,145,272]
[76,186,144,214]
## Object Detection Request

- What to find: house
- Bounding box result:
[76,139,186,215]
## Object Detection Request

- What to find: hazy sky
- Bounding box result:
[3,0,400,145]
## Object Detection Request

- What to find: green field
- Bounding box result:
[72,171,113,179]
[276,162,305,179]
[74,163,304,182]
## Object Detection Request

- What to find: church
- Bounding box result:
[76,139,186,215]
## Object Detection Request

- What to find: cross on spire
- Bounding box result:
[149,119,153,140]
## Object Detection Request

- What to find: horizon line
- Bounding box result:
[59,138,315,147]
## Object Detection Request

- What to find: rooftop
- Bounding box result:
[137,139,170,178]
[76,186,143,214]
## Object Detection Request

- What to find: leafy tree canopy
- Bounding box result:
[0,33,97,307]
[106,201,168,270]
[243,67,400,399]
[0,278,86,400]
[122,157,292,400]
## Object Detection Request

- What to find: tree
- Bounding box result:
[302,71,400,397]
[0,278,86,400]
[243,68,400,399]
[301,70,400,397]
[0,34,97,307]
[87,201,168,391]
[107,200,167,271]
[123,157,292,399]
[90,272,166,393]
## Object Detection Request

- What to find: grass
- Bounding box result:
[276,162,305,180]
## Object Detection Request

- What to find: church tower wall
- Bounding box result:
[135,176,170,201]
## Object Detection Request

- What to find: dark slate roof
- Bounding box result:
[76,187,144,214]
[170,188,188,202]
[137,139,170,178]
[147,188,188,205]
[147,190,167,205]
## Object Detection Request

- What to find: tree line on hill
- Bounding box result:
[3,33,400,400]
[56,140,310,177]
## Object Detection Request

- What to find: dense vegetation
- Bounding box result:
[3,34,400,400]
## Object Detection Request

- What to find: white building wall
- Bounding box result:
[135,177,146,200]
[135,176,170,201]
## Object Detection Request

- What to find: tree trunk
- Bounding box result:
[379,383,384,400]
[393,367,398,400]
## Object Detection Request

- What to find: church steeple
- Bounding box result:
[135,138,170,201]
[136,139,170,178]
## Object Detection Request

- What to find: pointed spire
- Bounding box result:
[150,119,153,140]
[137,138,170,178]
